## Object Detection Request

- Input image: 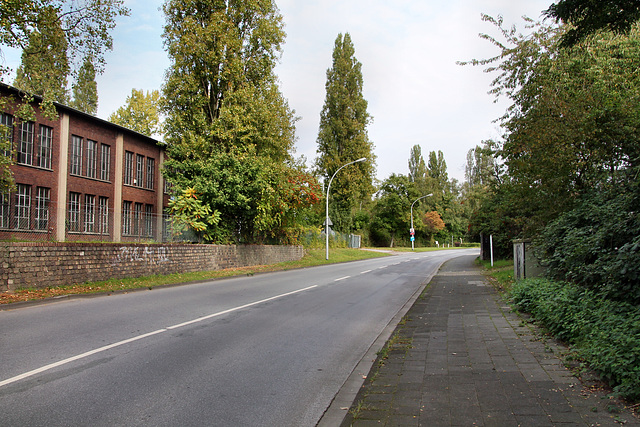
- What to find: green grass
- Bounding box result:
[477,258,515,292]
[1,248,391,304]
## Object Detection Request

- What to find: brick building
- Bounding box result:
[0,83,169,242]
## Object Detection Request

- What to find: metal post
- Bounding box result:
[326,158,367,260]
[410,194,433,251]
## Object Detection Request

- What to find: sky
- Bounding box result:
[1,0,554,183]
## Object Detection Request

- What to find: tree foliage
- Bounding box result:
[545,0,640,47]
[316,33,376,233]
[109,89,162,136]
[161,0,319,244]
[168,187,220,242]
[0,0,129,78]
[70,56,98,114]
[13,6,70,103]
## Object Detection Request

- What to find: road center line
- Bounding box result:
[360,270,372,274]
[0,285,318,389]
[335,276,350,282]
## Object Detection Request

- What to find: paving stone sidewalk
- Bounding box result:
[340,255,639,426]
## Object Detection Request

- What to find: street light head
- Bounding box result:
[426,193,433,196]
[356,157,367,162]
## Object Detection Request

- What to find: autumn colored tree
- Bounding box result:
[422,211,445,235]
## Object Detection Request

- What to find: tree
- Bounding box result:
[161,0,316,243]
[427,150,448,191]
[545,0,640,46]
[422,211,445,235]
[13,6,70,103]
[408,144,427,183]
[0,0,129,79]
[315,33,376,233]
[109,89,162,136]
[370,174,413,247]
[70,56,98,114]
[168,187,220,243]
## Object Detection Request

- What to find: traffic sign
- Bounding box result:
[410,236,415,242]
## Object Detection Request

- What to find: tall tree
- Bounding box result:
[70,56,98,114]
[109,89,162,136]
[13,6,70,103]
[315,33,376,232]
[408,144,427,183]
[161,0,316,243]
[427,150,448,191]
[0,0,129,80]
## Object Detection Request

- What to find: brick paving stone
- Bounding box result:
[340,255,640,427]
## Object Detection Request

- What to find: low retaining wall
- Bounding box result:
[0,242,304,291]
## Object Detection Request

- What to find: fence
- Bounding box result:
[0,199,177,243]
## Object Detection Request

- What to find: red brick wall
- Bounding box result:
[0,242,304,291]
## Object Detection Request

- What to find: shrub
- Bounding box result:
[511,279,640,400]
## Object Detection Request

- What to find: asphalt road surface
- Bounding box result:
[0,248,478,427]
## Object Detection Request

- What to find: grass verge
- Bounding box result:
[0,248,390,305]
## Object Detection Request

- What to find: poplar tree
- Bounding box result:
[70,56,98,115]
[161,0,318,243]
[13,6,70,104]
[316,32,376,233]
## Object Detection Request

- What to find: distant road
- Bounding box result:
[0,249,478,427]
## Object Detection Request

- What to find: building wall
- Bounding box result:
[0,84,167,243]
[0,242,304,291]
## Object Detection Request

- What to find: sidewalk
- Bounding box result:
[340,255,639,426]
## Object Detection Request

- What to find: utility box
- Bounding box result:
[513,239,544,280]
[349,234,361,249]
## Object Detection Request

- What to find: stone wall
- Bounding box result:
[0,242,304,291]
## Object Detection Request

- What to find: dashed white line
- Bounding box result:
[0,285,318,389]
[360,270,372,274]
[335,276,350,282]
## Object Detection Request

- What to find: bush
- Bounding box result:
[510,279,640,400]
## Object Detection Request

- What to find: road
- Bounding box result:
[0,248,478,426]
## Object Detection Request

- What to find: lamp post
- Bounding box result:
[325,157,367,260]
[410,193,433,251]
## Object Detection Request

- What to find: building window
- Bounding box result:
[16,184,31,229]
[144,204,154,237]
[35,187,50,231]
[100,144,111,181]
[84,195,95,233]
[122,201,132,235]
[17,121,34,165]
[0,192,10,228]
[1,113,14,157]
[38,125,53,169]
[133,202,143,235]
[146,157,155,190]
[136,154,144,187]
[99,196,109,235]
[68,192,81,232]
[86,140,97,179]
[124,151,133,185]
[70,136,83,175]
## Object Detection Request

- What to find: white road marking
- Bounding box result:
[360,270,372,274]
[0,285,318,389]
[335,276,350,282]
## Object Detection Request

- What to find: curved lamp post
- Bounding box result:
[410,193,433,251]
[325,157,367,260]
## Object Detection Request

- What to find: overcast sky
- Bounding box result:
[2,0,553,182]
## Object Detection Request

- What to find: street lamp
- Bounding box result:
[325,157,367,260]
[410,193,433,251]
